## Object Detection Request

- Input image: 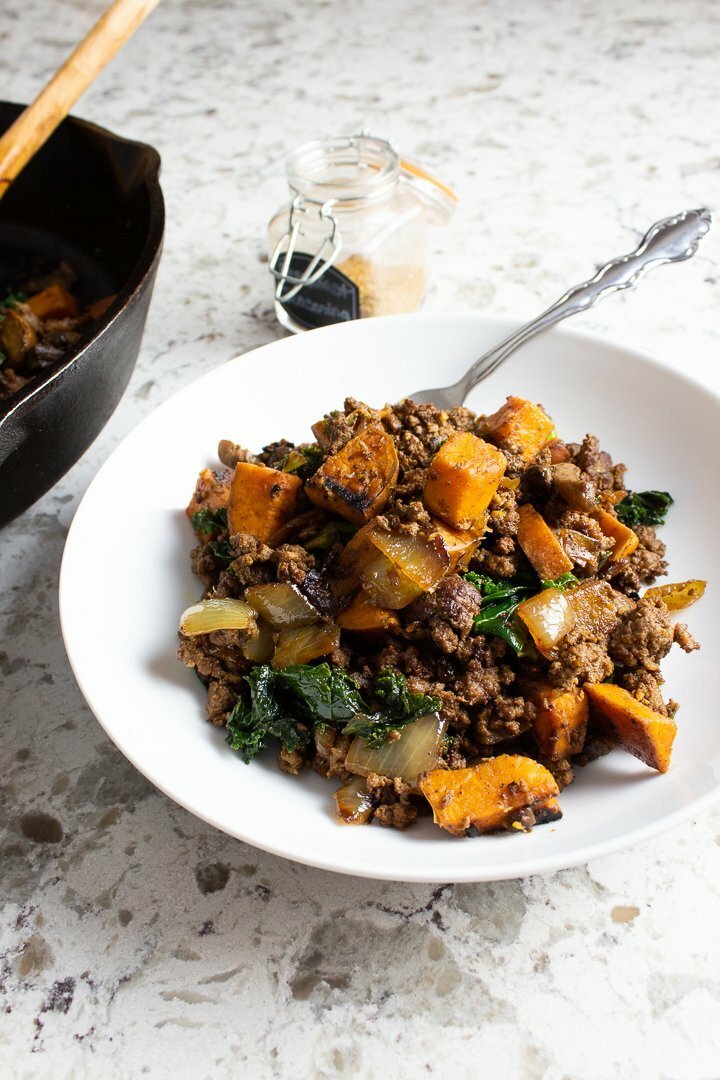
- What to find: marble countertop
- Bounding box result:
[2,0,720,1076]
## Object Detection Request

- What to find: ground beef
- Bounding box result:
[607,525,668,593]
[405,575,482,654]
[548,638,614,689]
[190,541,224,591]
[470,534,525,579]
[206,680,237,725]
[278,746,307,775]
[619,670,668,714]
[608,597,675,671]
[310,729,352,780]
[178,629,252,685]
[568,434,626,492]
[673,623,700,653]
[226,532,274,588]
[475,695,534,746]
[273,544,315,585]
[487,487,520,536]
[539,757,575,791]
[366,773,422,829]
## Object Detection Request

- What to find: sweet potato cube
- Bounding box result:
[478,396,556,462]
[420,754,560,836]
[423,432,506,531]
[517,504,574,579]
[227,462,302,542]
[431,518,483,570]
[584,683,676,773]
[186,467,232,532]
[337,591,401,632]
[530,684,588,760]
[305,427,399,524]
[594,509,639,563]
[26,284,80,319]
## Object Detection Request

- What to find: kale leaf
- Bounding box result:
[226,666,310,763]
[1,291,27,310]
[374,668,439,723]
[616,490,674,528]
[345,669,441,747]
[208,538,235,566]
[276,663,364,724]
[278,443,325,480]
[224,663,441,759]
[464,572,536,655]
[541,572,579,591]
[304,520,358,554]
[191,506,228,535]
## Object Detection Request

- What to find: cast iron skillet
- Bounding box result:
[0,101,164,527]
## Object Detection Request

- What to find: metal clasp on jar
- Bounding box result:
[269,194,343,303]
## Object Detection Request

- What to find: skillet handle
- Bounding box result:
[0,0,162,201]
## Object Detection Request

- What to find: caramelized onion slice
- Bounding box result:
[272,622,340,669]
[345,712,447,790]
[334,777,374,824]
[241,620,275,663]
[644,579,706,611]
[368,526,450,590]
[360,552,424,610]
[179,598,257,636]
[517,588,575,655]
[245,582,320,627]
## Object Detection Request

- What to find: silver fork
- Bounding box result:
[409,208,712,409]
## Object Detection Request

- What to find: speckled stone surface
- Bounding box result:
[1,1,720,1076]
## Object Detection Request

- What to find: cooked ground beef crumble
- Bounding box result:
[178,394,703,836]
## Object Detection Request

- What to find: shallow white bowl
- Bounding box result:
[60,314,719,882]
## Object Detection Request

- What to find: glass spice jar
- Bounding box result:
[268,134,456,333]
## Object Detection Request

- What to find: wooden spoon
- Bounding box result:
[0,0,162,201]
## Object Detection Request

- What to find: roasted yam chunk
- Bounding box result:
[337,591,401,632]
[305,427,399,524]
[228,462,302,542]
[529,684,588,760]
[594,509,639,563]
[423,431,506,531]
[0,307,37,367]
[644,579,706,611]
[477,396,556,462]
[27,284,80,320]
[516,504,574,580]
[420,755,560,835]
[584,683,676,773]
[186,467,232,532]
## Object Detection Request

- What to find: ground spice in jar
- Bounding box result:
[268,134,455,333]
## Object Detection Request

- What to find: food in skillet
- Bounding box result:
[0,264,114,400]
[177,395,705,835]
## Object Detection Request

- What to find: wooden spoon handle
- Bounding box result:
[0,0,162,200]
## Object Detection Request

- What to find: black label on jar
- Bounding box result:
[273,252,359,329]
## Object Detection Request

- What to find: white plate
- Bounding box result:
[60,314,719,882]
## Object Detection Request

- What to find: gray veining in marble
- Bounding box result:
[1,0,719,1076]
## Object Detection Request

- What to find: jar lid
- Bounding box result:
[399,158,458,224]
[288,135,400,204]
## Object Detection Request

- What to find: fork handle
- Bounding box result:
[456,208,712,398]
[0,0,162,201]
